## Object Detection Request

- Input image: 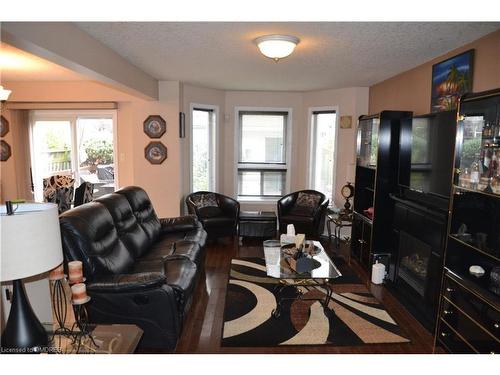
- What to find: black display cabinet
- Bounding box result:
[435,89,500,354]
[351,111,412,272]
[388,110,456,332]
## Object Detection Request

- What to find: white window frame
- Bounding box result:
[29,109,118,202]
[234,106,293,202]
[307,106,339,205]
[189,103,218,193]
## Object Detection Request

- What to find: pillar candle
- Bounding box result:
[68,260,84,284]
[49,263,65,280]
[71,283,88,305]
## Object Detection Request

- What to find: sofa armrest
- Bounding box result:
[86,272,166,293]
[159,215,201,235]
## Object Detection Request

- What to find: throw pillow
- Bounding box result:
[192,193,218,209]
[290,192,321,216]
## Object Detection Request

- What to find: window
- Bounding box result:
[237,111,289,198]
[191,106,216,192]
[309,110,337,201]
[30,110,117,202]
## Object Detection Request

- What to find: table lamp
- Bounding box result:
[1,202,63,353]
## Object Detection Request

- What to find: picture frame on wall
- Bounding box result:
[1,140,12,161]
[145,141,167,164]
[431,49,474,113]
[143,115,167,138]
[1,115,9,137]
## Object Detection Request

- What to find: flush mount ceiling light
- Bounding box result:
[0,86,12,102]
[254,35,300,62]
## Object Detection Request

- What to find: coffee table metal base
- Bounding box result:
[271,279,333,319]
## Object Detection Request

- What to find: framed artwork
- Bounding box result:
[143,115,166,138]
[145,142,167,164]
[1,140,11,161]
[179,112,185,138]
[1,115,9,137]
[431,49,474,113]
[340,115,352,129]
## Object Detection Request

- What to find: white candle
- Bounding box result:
[71,283,88,305]
[49,263,65,280]
[68,261,83,284]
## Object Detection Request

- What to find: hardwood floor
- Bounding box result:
[170,237,438,354]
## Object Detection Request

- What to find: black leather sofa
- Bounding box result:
[59,186,207,350]
[186,191,239,239]
[277,190,329,239]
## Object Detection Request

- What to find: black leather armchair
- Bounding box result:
[186,191,240,239]
[59,186,207,350]
[277,190,329,239]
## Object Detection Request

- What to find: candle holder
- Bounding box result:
[50,277,73,337]
[71,297,99,353]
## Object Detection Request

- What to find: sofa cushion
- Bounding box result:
[95,193,150,259]
[116,186,161,245]
[141,239,202,266]
[59,202,135,279]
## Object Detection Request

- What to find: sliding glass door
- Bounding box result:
[30,110,117,202]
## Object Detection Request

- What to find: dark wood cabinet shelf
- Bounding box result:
[435,89,500,354]
[351,111,412,271]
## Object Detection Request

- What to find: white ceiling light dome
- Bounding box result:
[254,35,300,62]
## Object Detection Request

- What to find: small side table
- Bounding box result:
[238,211,277,245]
[46,323,143,354]
[327,211,353,252]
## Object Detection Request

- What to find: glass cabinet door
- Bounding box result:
[456,96,500,194]
[357,117,380,168]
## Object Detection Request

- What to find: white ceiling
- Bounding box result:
[75,22,500,91]
[0,43,88,81]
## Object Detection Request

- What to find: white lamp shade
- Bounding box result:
[255,35,300,60]
[1,203,63,281]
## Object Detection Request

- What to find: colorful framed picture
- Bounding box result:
[145,142,167,164]
[1,140,11,161]
[0,115,9,137]
[143,115,166,138]
[431,49,474,113]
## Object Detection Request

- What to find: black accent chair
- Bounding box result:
[74,181,94,207]
[186,191,240,239]
[59,186,207,350]
[277,190,329,239]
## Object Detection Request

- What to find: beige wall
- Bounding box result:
[0,80,182,217]
[2,79,369,216]
[369,29,500,115]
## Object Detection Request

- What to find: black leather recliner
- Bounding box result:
[59,186,207,350]
[277,190,329,239]
[186,191,239,239]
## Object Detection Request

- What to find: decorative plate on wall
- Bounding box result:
[143,115,166,138]
[0,115,9,137]
[145,142,167,164]
[1,140,11,161]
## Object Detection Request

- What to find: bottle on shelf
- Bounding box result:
[470,153,481,190]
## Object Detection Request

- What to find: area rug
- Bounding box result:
[221,257,410,347]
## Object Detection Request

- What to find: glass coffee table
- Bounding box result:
[263,240,342,318]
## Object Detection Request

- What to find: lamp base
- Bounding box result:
[1,279,48,353]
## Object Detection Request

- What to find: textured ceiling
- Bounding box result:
[0,43,88,82]
[76,22,500,91]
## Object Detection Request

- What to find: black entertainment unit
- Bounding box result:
[387,110,457,332]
